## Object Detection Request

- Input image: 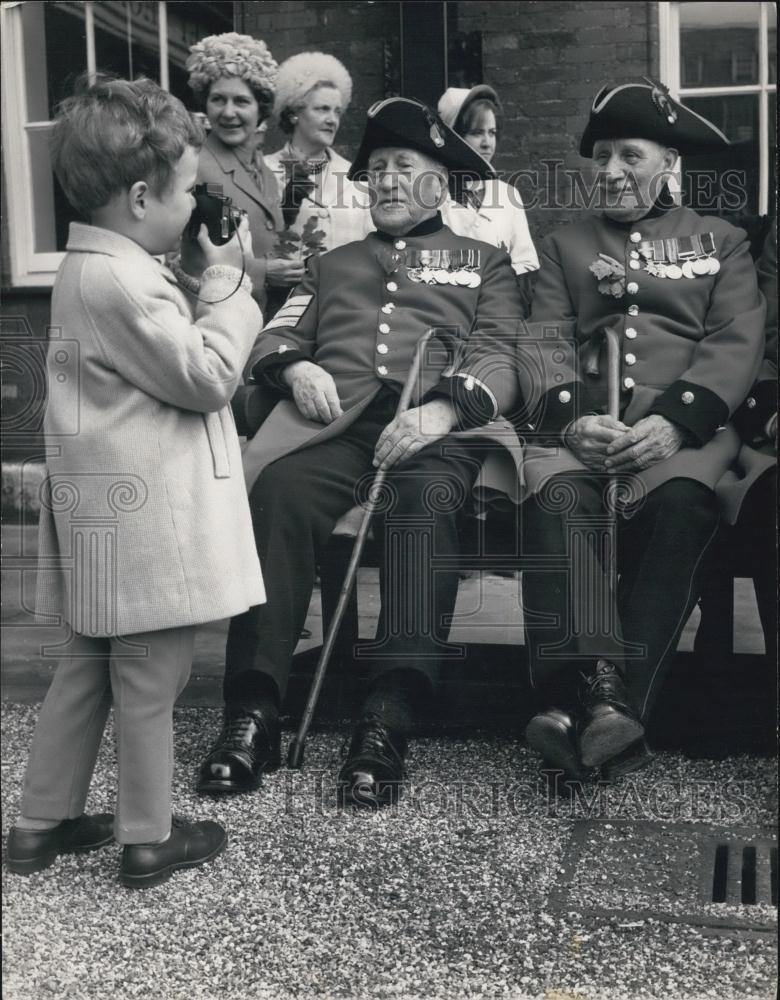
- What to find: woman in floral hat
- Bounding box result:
[180,32,305,308]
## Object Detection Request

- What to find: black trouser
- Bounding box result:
[521,473,720,721]
[732,468,777,663]
[225,390,485,706]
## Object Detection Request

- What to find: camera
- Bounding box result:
[187,183,243,245]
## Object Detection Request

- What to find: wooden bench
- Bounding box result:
[287,504,776,755]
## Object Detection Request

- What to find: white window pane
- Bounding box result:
[683,94,760,215]
[92,1,161,81]
[22,2,89,122]
[680,1,760,87]
[165,2,234,105]
[26,127,81,253]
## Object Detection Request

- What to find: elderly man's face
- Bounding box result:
[591,139,678,221]
[367,147,447,234]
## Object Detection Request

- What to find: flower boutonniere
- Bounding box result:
[589,253,626,298]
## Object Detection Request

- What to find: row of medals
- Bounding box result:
[633,233,721,280]
[406,249,482,288]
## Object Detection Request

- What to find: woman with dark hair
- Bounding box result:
[179,32,304,308]
[438,85,539,285]
[264,52,371,281]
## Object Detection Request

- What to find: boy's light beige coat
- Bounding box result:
[36,224,265,636]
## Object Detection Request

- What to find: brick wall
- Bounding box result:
[238,1,401,161]
[454,1,658,241]
[238,0,658,244]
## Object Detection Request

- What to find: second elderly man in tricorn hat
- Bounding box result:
[198,97,525,806]
[518,81,766,782]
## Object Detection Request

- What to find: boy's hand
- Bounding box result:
[197,215,253,271]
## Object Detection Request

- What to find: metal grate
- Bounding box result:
[548,821,778,936]
[708,840,778,906]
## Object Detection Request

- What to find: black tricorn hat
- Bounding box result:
[579,80,730,157]
[347,96,496,181]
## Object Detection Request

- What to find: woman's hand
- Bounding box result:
[564,414,629,470]
[604,414,686,471]
[373,399,457,470]
[266,256,306,287]
[283,360,343,423]
[197,216,253,271]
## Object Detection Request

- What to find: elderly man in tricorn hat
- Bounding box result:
[197,97,525,806]
[517,81,766,782]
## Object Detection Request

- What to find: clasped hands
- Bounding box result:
[564,413,686,472]
[283,360,456,469]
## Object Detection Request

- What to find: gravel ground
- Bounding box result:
[2,703,777,1000]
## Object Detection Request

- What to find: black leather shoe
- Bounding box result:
[120,817,226,889]
[197,708,281,794]
[600,738,654,783]
[7,813,114,874]
[579,659,644,768]
[525,708,588,779]
[337,715,407,809]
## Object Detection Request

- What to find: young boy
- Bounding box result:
[6,77,265,888]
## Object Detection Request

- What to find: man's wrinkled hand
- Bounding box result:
[283,360,343,424]
[604,414,686,471]
[266,257,305,287]
[564,414,629,470]
[373,399,457,470]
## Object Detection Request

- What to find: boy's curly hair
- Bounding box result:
[50,76,205,217]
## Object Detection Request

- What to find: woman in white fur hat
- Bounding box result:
[438,85,538,302]
[265,52,372,293]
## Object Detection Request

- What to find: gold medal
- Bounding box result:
[666,264,683,280]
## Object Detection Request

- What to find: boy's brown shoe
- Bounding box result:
[120,817,226,889]
[6,814,114,874]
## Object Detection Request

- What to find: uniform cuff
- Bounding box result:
[430,373,499,430]
[648,380,728,446]
[250,348,307,386]
[732,379,779,443]
[531,382,597,438]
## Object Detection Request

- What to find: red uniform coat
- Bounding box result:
[518,205,766,521]
[241,221,525,505]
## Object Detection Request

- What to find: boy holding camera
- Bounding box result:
[6,77,264,888]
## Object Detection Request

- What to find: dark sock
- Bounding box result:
[360,673,426,737]
[227,674,280,720]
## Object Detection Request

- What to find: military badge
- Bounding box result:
[637,233,719,280]
[589,253,626,297]
[404,248,481,286]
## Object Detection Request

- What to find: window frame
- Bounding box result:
[658,1,776,215]
[1,0,170,288]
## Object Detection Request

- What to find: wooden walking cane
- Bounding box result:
[287,328,441,769]
[604,325,622,614]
